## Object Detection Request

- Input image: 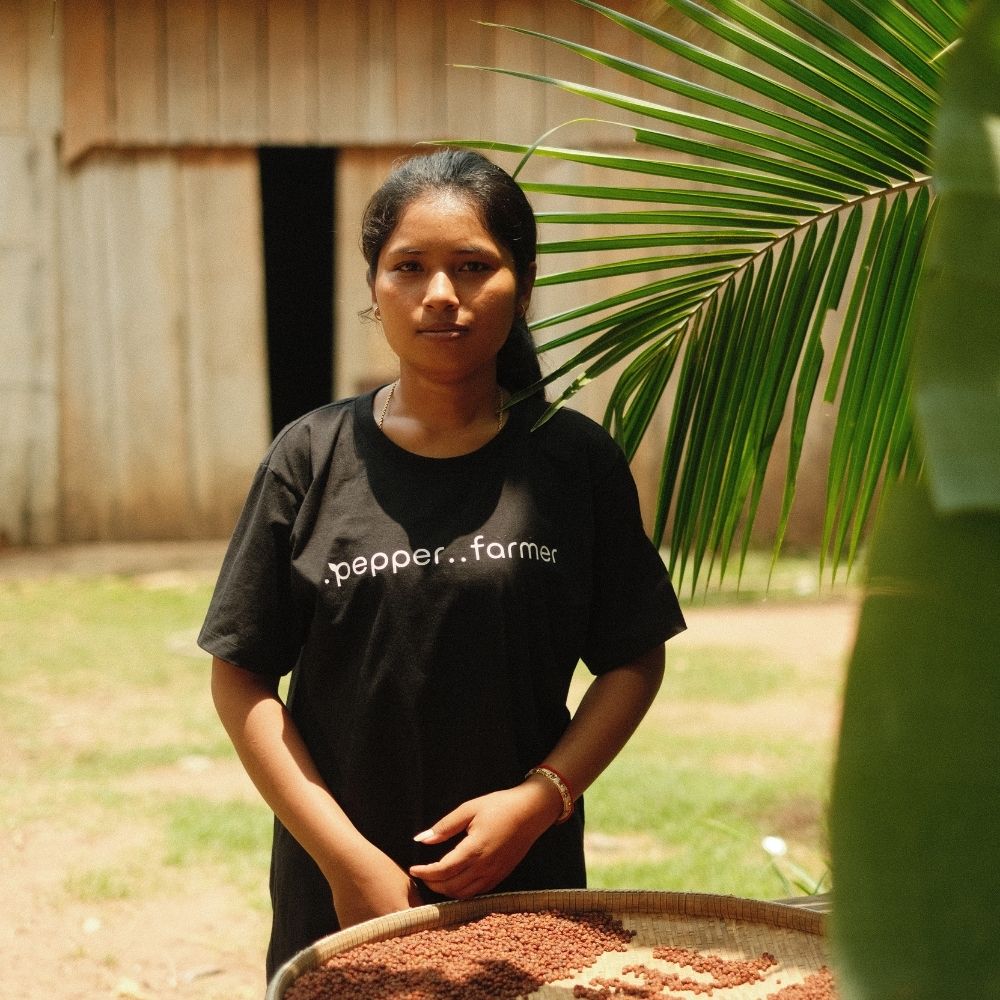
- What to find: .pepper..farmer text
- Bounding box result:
[326,534,558,587]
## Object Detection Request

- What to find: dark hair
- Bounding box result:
[361,148,544,398]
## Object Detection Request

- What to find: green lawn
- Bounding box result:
[0,558,843,922]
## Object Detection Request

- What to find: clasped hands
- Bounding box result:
[410,779,564,898]
[328,780,564,928]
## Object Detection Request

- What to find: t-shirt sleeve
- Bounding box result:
[197,463,307,677]
[582,447,686,674]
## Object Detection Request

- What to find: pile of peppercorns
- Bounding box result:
[766,967,836,999]
[574,946,778,997]
[573,947,836,999]
[283,910,634,1000]
[282,909,836,1000]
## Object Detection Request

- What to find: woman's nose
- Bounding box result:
[423,270,459,308]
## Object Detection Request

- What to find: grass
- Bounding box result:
[582,725,831,898]
[0,574,276,912]
[0,556,843,926]
[64,866,138,903]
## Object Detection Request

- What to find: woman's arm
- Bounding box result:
[538,642,666,800]
[409,642,665,897]
[210,656,422,926]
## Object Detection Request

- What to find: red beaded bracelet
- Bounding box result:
[525,764,575,824]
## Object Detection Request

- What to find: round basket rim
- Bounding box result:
[265,889,825,999]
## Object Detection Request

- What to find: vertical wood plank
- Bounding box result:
[113,0,166,144]
[178,149,270,534]
[393,0,446,143]
[490,0,547,145]
[0,137,33,237]
[108,153,190,538]
[542,0,594,133]
[0,237,53,542]
[0,0,29,133]
[444,0,495,139]
[105,153,192,536]
[21,132,60,543]
[26,0,62,134]
[61,0,114,160]
[303,0,321,140]
[361,0,397,142]
[216,0,264,142]
[58,155,118,537]
[61,152,191,539]
[589,0,657,146]
[265,0,317,142]
[316,0,363,142]
[165,0,215,143]
[0,135,60,544]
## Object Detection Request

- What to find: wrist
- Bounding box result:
[524,764,575,825]
[520,774,565,828]
[319,829,383,886]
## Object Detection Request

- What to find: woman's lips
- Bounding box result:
[418,325,467,338]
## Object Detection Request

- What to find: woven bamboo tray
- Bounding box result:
[266,889,829,999]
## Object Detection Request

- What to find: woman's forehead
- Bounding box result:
[392,190,487,232]
[381,192,507,258]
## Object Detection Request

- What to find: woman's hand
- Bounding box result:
[409,646,666,901]
[407,778,564,899]
[326,840,425,928]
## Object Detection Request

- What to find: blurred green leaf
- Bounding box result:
[913,0,1000,512]
[830,4,1000,995]
[830,480,1000,998]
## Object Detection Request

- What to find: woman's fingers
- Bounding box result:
[410,784,559,897]
[421,873,494,899]
[413,847,496,899]
[412,800,476,845]
[409,838,479,882]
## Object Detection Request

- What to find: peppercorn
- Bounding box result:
[281,910,837,1000]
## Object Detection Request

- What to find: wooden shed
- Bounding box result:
[1,0,833,550]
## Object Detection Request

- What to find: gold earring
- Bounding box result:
[373,305,382,320]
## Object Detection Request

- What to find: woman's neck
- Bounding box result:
[374,375,508,458]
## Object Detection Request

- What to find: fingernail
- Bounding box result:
[413,828,434,843]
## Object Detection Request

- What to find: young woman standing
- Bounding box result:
[200,149,686,979]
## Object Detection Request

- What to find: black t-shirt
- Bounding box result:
[199,388,685,973]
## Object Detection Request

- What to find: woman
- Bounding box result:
[200,148,686,979]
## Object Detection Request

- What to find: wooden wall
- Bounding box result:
[58,149,270,540]
[46,0,678,544]
[0,0,836,548]
[0,0,62,545]
[60,0,662,161]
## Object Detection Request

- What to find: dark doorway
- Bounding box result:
[259,146,336,436]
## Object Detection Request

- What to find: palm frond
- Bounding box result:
[460,0,968,590]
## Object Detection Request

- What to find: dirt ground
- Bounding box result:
[0,542,859,1000]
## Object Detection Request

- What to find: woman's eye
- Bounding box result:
[460,260,493,273]
[394,260,421,272]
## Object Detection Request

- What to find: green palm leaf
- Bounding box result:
[458,0,968,590]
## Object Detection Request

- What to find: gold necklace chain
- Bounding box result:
[377,380,506,432]
[377,380,398,429]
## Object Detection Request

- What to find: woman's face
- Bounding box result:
[371,191,534,385]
